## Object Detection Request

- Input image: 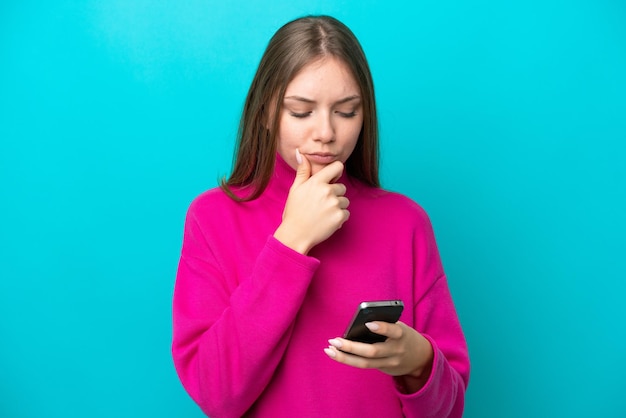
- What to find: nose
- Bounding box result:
[313,112,335,143]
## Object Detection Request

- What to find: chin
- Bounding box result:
[310,164,325,175]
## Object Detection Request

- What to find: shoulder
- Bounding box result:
[186,186,240,219]
[352,181,432,227]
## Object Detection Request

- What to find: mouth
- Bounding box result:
[305,152,337,164]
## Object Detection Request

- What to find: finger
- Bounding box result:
[324,346,390,370]
[365,321,404,341]
[313,160,344,184]
[291,148,312,188]
[330,183,347,196]
[337,196,350,210]
[328,338,388,359]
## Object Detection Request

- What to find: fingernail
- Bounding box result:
[328,338,342,348]
[324,347,336,358]
[295,148,302,164]
[365,322,379,331]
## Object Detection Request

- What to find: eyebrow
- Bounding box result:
[283,95,361,105]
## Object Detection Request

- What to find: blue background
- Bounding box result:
[1,1,625,417]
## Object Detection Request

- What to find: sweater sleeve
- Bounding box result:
[397,208,470,417]
[171,199,320,417]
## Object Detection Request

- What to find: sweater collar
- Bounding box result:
[262,153,356,204]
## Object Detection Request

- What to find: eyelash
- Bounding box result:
[289,111,357,119]
[289,112,311,118]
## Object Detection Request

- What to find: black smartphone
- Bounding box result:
[343,300,404,343]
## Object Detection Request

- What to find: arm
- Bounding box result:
[397,274,470,418]
[395,206,470,417]
[324,205,470,417]
[173,154,349,417]
[172,204,319,417]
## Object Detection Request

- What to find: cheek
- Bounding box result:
[279,121,302,146]
[341,120,363,151]
[277,120,305,168]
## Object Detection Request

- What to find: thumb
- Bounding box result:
[291,148,311,188]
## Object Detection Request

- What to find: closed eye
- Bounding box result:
[289,111,311,118]
[336,110,357,118]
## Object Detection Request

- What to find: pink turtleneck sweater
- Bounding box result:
[172,155,470,417]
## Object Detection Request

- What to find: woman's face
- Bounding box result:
[276,57,363,175]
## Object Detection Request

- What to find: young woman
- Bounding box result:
[172,15,470,417]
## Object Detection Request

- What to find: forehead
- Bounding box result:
[284,57,360,97]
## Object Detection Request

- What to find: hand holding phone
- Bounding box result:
[343,300,404,343]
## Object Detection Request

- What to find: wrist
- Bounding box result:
[397,335,435,393]
[396,360,433,394]
[273,225,312,255]
[409,356,433,380]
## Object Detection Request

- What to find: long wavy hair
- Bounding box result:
[221,15,379,201]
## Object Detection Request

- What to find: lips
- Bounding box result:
[304,152,337,164]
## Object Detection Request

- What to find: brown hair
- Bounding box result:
[221,15,379,201]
